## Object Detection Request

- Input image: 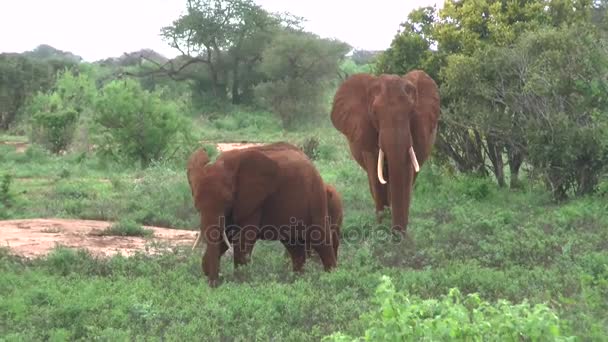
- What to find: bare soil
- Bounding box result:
[215,142,263,152]
[0,218,198,259]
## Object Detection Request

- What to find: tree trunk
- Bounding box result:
[231,58,241,105]
[506,145,524,189]
[486,135,506,187]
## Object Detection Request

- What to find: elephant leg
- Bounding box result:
[202,241,228,287]
[282,241,307,272]
[233,213,261,268]
[362,151,389,222]
[308,226,337,271]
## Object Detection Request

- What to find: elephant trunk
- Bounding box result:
[380,130,416,233]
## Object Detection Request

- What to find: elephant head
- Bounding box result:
[331,71,439,234]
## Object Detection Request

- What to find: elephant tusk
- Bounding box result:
[222,229,233,254]
[377,149,387,184]
[409,146,420,173]
[191,232,201,250]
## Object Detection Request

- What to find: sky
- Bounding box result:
[0,0,442,62]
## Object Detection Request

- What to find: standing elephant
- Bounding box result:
[330,70,440,235]
[186,142,338,287]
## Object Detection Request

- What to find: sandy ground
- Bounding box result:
[215,142,263,152]
[0,218,198,259]
[1,140,263,259]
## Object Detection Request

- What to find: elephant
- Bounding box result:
[330,70,440,236]
[186,142,338,287]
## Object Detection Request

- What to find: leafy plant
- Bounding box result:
[96,219,153,238]
[94,79,187,167]
[325,276,571,341]
[300,136,320,160]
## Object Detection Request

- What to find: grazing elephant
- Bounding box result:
[186,142,338,287]
[330,70,440,235]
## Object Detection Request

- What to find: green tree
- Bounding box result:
[377,0,604,190]
[255,29,350,128]
[160,0,297,105]
[94,79,187,167]
[515,26,608,200]
[0,53,75,130]
[28,70,96,153]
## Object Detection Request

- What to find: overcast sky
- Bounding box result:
[0,0,442,62]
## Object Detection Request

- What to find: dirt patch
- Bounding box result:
[0,218,198,259]
[214,142,264,152]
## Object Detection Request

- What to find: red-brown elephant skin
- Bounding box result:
[291,183,343,262]
[330,70,440,237]
[186,142,338,287]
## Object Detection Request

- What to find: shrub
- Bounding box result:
[29,93,79,153]
[325,276,571,341]
[94,79,187,167]
[27,70,96,154]
[300,136,320,160]
[97,219,153,238]
[0,173,14,219]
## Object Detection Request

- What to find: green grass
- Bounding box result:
[94,220,154,238]
[0,112,607,340]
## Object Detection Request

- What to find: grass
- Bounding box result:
[0,110,607,340]
[94,220,154,238]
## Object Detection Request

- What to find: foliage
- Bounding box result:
[0,174,14,217]
[516,27,608,200]
[325,276,570,341]
[96,219,153,238]
[2,126,608,340]
[299,136,320,160]
[0,53,76,130]
[339,59,373,80]
[27,70,96,154]
[255,30,350,128]
[376,0,608,200]
[160,0,293,105]
[94,79,188,167]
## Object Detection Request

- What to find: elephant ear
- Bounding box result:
[230,150,279,222]
[330,73,379,143]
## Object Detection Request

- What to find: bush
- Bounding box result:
[300,136,320,160]
[0,174,14,219]
[29,93,79,153]
[27,70,96,154]
[97,219,153,238]
[94,79,187,167]
[325,276,571,341]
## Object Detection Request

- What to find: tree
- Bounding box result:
[28,70,96,153]
[159,0,296,105]
[94,79,187,167]
[514,26,608,200]
[254,29,350,128]
[0,53,76,130]
[376,0,603,190]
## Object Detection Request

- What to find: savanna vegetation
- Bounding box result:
[1,0,607,340]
